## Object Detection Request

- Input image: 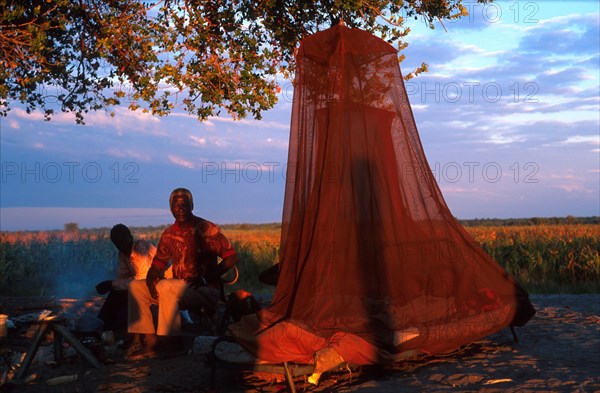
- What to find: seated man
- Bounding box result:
[96,224,155,333]
[127,188,238,358]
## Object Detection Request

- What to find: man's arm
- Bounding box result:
[150,234,171,273]
[202,223,238,282]
[206,253,238,283]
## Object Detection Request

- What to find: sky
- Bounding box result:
[1,0,599,231]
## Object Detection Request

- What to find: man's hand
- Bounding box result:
[146,265,162,299]
[95,280,113,295]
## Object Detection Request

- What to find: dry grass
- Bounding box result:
[1,222,598,296]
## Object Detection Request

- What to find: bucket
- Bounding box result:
[0,314,8,341]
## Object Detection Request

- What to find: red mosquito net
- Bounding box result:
[229,24,535,367]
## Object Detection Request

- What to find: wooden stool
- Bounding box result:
[15,316,102,381]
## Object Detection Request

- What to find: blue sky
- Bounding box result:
[1,1,599,231]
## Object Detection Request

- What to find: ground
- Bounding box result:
[0,294,598,392]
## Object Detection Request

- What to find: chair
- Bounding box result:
[189,266,240,335]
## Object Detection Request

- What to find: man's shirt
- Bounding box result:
[152,216,236,284]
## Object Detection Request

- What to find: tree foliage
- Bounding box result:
[0,0,490,124]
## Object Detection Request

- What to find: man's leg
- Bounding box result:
[155,279,188,336]
[153,279,197,358]
[126,280,162,359]
[154,280,219,335]
[98,289,128,331]
[179,285,222,335]
[128,280,157,335]
[178,284,221,317]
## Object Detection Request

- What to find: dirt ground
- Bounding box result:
[0,294,598,392]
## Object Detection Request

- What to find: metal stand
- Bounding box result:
[15,317,102,381]
[509,325,519,344]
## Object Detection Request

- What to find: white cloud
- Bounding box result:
[560,135,600,146]
[206,115,289,130]
[542,171,596,194]
[105,148,150,162]
[83,107,161,130]
[440,186,473,194]
[9,119,19,129]
[12,106,161,133]
[551,183,587,193]
[485,133,527,145]
[168,111,215,127]
[12,108,45,121]
[439,185,498,195]
[542,134,600,148]
[168,155,194,169]
[264,137,289,150]
[210,138,228,147]
[190,135,207,145]
[535,13,598,29]
[410,104,429,111]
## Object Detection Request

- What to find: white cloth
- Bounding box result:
[112,239,156,291]
[128,278,220,336]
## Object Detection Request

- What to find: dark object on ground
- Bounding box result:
[95,280,113,295]
[258,263,279,286]
[97,290,128,332]
[224,290,261,323]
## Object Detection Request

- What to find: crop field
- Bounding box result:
[1,220,598,297]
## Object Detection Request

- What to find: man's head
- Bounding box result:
[169,188,194,224]
[110,224,133,256]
